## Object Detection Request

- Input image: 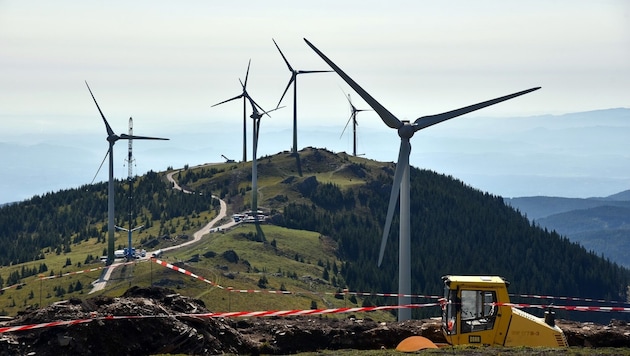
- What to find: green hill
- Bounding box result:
[0,147,628,322]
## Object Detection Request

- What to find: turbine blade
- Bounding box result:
[297,70,333,74]
[90,149,110,185]
[119,134,169,141]
[262,105,285,117]
[85,81,115,137]
[304,38,402,130]
[413,87,541,131]
[256,117,262,142]
[245,95,271,119]
[245,93,268,115]
[243,59,251,89]
[272,39,295,73]
[378,140,410,267]
[339,114,353,139]
[345,92,353,106]
[211,94,244,107]
[276,76,295,108]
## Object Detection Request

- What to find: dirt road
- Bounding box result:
[90,166,233,293]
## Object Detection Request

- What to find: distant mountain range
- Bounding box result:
[2,108,630,204]
[505,190,630,268]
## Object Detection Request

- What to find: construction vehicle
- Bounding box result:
[221,154,235,163]
[440,275,567,347]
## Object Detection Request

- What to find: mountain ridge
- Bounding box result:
[505,190,630,267]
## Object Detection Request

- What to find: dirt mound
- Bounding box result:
[0,287,252,355]
[557,319,630,347]
[1,286,630,355]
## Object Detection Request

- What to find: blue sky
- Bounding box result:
[0,1,629,202]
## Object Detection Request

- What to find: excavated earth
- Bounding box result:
[1,286,630,355]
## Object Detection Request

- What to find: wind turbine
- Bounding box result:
[340,91,370,157]
[272,39,331,156]
[212,60,264,162]
[85,81,169,265]
[304,38,540,321]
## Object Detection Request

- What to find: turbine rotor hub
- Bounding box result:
[397,121,415,140]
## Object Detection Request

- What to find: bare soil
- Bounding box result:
[1,286,629,355]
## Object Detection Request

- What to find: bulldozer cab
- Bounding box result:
[441,275,511,346]
[441,275,567,347]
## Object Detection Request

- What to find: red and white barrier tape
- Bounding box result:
[0,318,94,333]
[153,259,223,289]
[153,257,441,299]
[3,300,628,334]
[0,302,439,334]
[326,291,441,299]
[227,287,292,294]
[38,266,106,280]
[510,293,630,305]
[226,288,440,299]
[193,303,439,318]
[153,258,630,305]
[7,258,626,311]
[38,259,145,281]
[1,283,26,291]
[495,302,630,313]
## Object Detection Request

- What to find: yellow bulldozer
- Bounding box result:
[397,275,568,351]
[440,275,567,347]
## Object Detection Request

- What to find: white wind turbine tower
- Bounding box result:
[340,91,370,157]
[242,81,283,217]
[304,38,540,321]
[212,60,264,162]
[273,39,331,157]
[86,81,169,265]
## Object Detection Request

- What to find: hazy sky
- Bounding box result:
[1,1,629,202]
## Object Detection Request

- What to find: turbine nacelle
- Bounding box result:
[107,134,120,144]
[397,121,416,140]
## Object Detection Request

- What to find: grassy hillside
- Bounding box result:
[1,223,392,320]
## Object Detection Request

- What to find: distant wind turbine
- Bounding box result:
[85,81,169,265]
[340,91,370,157]
[212,60,265,162]
[304,38,540,321]
[272,39,331,156]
